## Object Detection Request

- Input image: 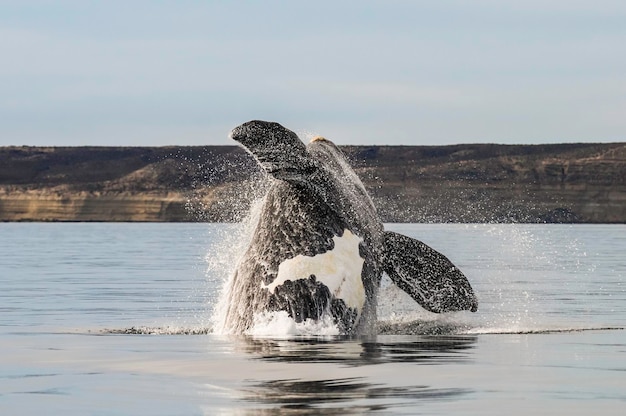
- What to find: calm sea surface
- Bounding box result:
[1,223,624,415]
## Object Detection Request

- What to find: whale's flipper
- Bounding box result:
[230,120,318,181]
[382,231,478,313]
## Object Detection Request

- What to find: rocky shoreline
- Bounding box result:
[1,143,625,223]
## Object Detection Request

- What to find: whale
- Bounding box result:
[220,120,477,335]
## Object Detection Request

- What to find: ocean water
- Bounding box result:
[0,223,624,415]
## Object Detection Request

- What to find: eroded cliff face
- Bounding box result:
[1,143,625,222]
[0,189,187,222]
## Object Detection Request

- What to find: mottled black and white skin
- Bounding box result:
[221,120,478,335]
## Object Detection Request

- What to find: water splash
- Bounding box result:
[207,197,266,334]
[103,326,212,335]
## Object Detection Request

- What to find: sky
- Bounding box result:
[1,0,625,146]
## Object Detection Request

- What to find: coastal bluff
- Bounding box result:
[1,143,625,223]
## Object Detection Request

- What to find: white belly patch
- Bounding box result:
[261,229,366,312]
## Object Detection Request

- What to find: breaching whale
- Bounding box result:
[220,120,477,335]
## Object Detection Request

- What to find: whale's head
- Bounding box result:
[230,120,317,181]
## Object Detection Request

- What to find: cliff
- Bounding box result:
[1,143,625,223]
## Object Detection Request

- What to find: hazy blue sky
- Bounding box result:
[1,1,625,146]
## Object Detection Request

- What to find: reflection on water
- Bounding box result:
[235,335,477,366]
[228,335,476,414]
[240,377,471,415]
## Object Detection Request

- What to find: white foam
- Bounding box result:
[261,229,366,312]
[247,311,340,337]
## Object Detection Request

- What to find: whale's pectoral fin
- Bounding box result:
[382,231,478,313]
[230,120,318,181]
